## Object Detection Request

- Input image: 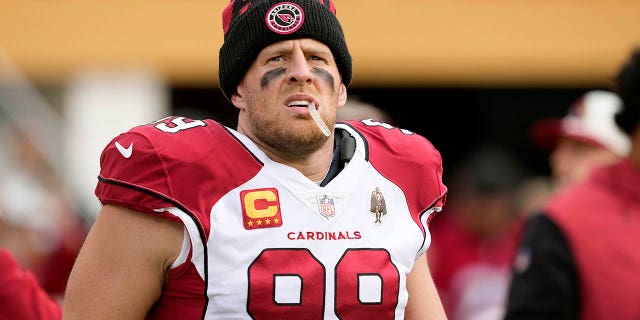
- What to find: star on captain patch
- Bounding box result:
[370,187,387,223]
[317,194,336,219]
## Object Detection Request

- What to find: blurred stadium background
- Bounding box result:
[1,0,639,220]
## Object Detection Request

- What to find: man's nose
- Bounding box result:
[287,50,314,84]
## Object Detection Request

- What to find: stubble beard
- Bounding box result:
[246,106,331,158]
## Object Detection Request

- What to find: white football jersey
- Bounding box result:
[96,116,447,319]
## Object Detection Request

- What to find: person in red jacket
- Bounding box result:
[0,248,62,320]
[504,48,640,319]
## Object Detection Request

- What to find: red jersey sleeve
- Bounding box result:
[95,117,262,234]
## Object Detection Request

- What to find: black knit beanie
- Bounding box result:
[614,48,640,135]
[219,0,352,101]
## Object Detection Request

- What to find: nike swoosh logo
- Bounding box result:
[115,141,133,159]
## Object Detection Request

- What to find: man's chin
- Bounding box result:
[279,129,328,156]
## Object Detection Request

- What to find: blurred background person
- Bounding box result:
[0,123,88,303]
[0,247,63,319]
[517,89,631,216]
[504,48,640,319]
[529,89,630,193]
[430,87,632,320]
[428,144,528,320]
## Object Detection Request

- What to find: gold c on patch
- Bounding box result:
[241,188,283,230]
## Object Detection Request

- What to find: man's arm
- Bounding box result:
[503,214,579,320]
[405,253,448,320]
[63,204,184,319]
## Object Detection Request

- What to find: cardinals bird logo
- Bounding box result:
[277,13,294,23]
[266,2,304,34]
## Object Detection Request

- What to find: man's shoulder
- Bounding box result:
[338,120,446,211]
[98,116,247,177]
[125,116,221,141]
[106,116,232,159]
[338,119,441,159]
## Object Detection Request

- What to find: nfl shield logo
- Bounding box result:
[317,194,336,218]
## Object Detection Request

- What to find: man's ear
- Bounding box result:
[231,89,246,110]
[337,84,347,107]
